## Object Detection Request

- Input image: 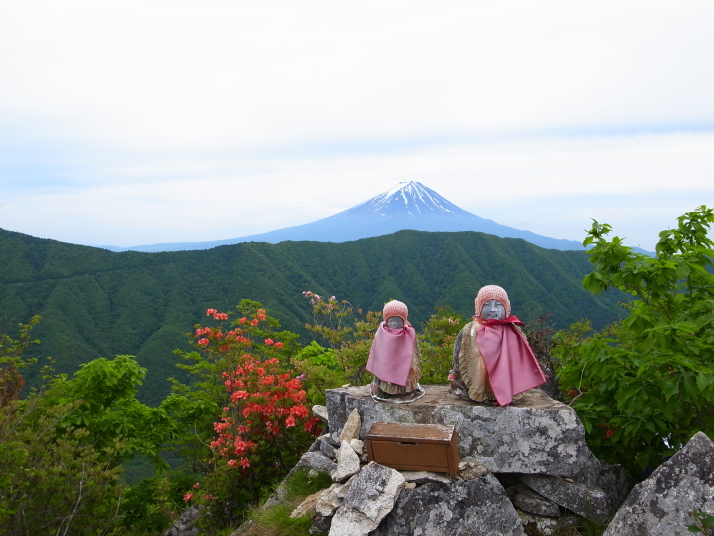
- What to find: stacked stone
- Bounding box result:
[231,386,713,536]
[303,386,630,535]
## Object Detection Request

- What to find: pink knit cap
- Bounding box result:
[383,300,408,323]
[475,285,511,318]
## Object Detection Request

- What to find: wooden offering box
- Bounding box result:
[366,422,460,477]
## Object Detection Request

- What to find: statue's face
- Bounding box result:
[386,316,405,329]
[480,299,506,320]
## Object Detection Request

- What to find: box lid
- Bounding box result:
[366,422,455,443]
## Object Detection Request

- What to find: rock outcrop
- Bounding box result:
[176,386,714,535]
[292,385,630,534]
[603,431,714,536]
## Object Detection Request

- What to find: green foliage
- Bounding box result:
[0,400,124,535]
[117,472,196,535]
[418,306,464,384]
[556,206,714,474]
[688,510,714,534]
[299,292,381,388]
[0,320,123,535]
[242,469,333,536]
[291,341,342,405]
[44,354,181,469]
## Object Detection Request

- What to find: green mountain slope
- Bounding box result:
[0,228,628,405]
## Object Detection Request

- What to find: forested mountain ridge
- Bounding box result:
[0,227,628,405]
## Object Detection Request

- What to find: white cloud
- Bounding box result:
[1,1,713,148]
[0,1,712,250]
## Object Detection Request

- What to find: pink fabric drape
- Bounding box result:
[475,316,546,406]
[366,321,416,386]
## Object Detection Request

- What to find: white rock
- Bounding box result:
[349,439,364,455]
[332,441,361,482]
[290,489,324,518]
[338,408,361,442]
[316,483,347,517]
[399,470,452,485]
[329,462,405,536]
[313,405,329,423]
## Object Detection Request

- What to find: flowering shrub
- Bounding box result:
[211,354,321,471]
[169,300,319,530]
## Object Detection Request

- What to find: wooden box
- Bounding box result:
[366,422,460,477]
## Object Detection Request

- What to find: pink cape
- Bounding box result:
[366,321,416,386]
[475,316,546,406]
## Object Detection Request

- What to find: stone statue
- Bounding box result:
[366,300,424,402]
[449,285,546,406]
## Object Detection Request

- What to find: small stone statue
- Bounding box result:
[366,300,424,402]
[449,285,546,406]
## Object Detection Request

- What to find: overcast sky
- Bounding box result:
[1,1,713,251]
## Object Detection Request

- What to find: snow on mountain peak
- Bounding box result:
[347,181,467,218]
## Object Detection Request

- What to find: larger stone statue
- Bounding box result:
[449,285,546,406]
[366,300,424,402]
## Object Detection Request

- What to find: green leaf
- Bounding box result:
[662,380,679,399]
[696,372,714,391]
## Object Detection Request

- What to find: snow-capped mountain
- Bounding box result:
[347,181,468,218]
[103,182,584,252]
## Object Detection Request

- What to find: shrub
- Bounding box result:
[555,206,714,474]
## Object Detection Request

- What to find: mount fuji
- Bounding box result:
[104,182,584,252]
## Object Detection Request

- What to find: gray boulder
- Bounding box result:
[319,437,337,459]
[516,510,579,536]
[162,505,201,536]
[603,431,714,536]
[326,385,599,477]
[578,458,634,514]
[506,484,561,517]
[372,473,526,536]
[519,473,611,524]
[296,451,338,477]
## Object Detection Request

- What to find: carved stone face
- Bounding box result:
[386,316,405,329]
[480,299,506,320]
